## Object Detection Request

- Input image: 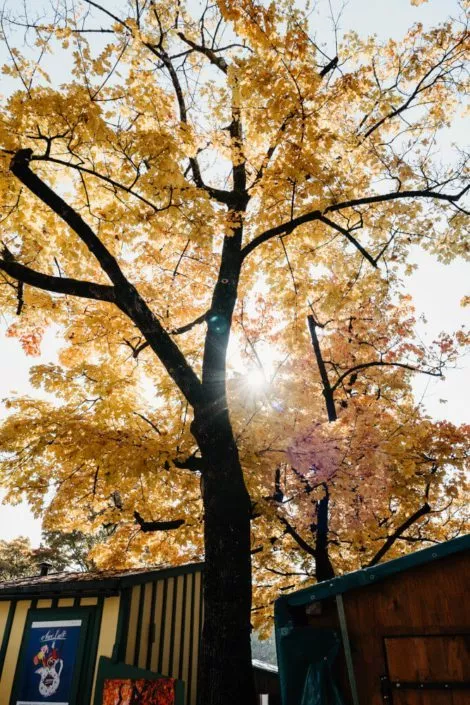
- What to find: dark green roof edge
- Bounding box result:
[280,534,470,609]
[0,562,203,599]
[120,561,203,587]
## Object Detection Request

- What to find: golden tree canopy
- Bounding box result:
[0,0,468,630]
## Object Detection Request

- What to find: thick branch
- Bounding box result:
[279,515,316,558]
[10,150,203,407]
[317,214,377,268]
[176,32,228,73]
[367,503,431,567]
[0,257,116,302]
[172,456,203,473]
[241,210,321,260]
[325,184,470,216]
[307,315,337,422]
[134,510,184,532]
[319,56,338,78]
[330,360,442,393]
[10,150,127,287]
[241,185,469,260]
[32,155,165,213]
[124,311,208,358]
[314,484,335,581]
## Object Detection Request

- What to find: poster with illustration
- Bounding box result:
[102,678,176,705]
[15,618,83,705]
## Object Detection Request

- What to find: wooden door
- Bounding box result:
[383,635,470,705]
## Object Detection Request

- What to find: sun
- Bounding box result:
[245,367,267,390]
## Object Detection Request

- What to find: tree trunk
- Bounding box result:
[193,410,256,705]
[314,485,336,582]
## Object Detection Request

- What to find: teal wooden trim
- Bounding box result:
[168,576,179,675]
[178,573,188,680]
[9,606,97,705]
[119,562,203,588]
[112,588,130,663]
[146,580,157,670]
[133,585,145,665]
[186,573,196,705]
[0,586,120,600]
[195,572,203,698]
[157,578,169,674]
[0,563,204,600]
[336,594,360,705]
[80,596,104,702]
[92,656,185,705]
[0,600,16,679]
[282,533,470,607]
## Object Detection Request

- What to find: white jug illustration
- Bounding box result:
[36,658,63,697]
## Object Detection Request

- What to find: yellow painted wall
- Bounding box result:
[80,596,98,606]
[58,598,74,607]
[90,595,120,703]
[124,568,204,705]
[0,566,203,705]
[0,595,121,705]
[0,601,11,647]
[0,600,31,703]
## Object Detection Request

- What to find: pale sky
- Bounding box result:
[0,0,468,545]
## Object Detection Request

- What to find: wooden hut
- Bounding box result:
[0,562,203,704]
[274,534,469,705]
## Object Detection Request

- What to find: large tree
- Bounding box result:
[0,1,468,702]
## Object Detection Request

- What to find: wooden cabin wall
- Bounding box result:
[123,568,204,705]
[0,594,120,705]
[303,551,469,705]
[344,551,469,705]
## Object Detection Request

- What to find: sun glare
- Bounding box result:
[246,367,267,390]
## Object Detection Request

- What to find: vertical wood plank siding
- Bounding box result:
[0,600,31,702]
[90,595,120,703]
[37,599,53,608]
[125,569,204,705]
[0,600,15,679]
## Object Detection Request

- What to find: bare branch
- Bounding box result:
[176,31,228,73]
[278,515,316,558]
[325,184,470,216]
[330,359,443,393]
[319,56,338,78]
[241,184,469,261]
[367,503,431,566]
[307,315,337,421]
[317,214,377,268]
[134,510,184,532]
[10,150,127,287]
[0,257,116,302]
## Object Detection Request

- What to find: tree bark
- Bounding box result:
[314,485,336,582]
[192,409,256,705]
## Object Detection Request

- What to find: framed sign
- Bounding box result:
[93,657,185,705]
[10,608,93,705]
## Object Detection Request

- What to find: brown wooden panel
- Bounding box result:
[341,551,469,705]
[392,692,463,705]
[386,635,470,682]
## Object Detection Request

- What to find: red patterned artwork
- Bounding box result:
[102,677,176,705]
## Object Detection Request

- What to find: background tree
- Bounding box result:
[0,530,97,579]
[0,1,468,702]
[0,536,41,580]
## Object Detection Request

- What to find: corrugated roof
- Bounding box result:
[0,562,203,597]
[280,533,470,608]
